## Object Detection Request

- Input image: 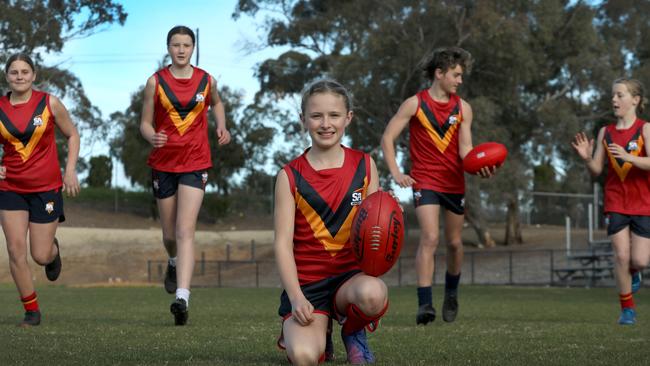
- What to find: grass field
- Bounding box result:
[0,284,648,365]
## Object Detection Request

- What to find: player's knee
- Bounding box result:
[631,257,649,270]
[446,239,463,251]
[287,344,322,366]
[175,228,194,243]
[356,278,388,314]
[615,253,631,265]
[419,232,439,249]
[31,250,51,266]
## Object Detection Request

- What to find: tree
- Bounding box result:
[235,0,650,245]
[86,155,112,188]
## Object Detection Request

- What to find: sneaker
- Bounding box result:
[45,238,62,281]
[618,308,636,325]
[631,271,642,294]
[325,317,335,362]
[416,304,436,325]
[164,262,177,294]
[170,298,188,326]
[19,310,41,327]
[442,293,459,322]
[342,328,375,365]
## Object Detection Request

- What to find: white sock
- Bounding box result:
[176,288,190,306]
[168,257,177,267]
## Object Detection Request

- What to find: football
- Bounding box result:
[463,142,508,174]
[351,191,404,277]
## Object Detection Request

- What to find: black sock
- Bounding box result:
[445,271,461,296]
[417,286,432,306]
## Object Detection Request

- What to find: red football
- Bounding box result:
[351,191,404,277]
[463,142,508,174]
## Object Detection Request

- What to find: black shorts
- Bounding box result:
[413,188,465,215]
[0,189,65,223]
[278,270,361,320]
[607,213,650,238]
[151,169,208,199]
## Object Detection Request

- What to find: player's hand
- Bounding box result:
[216,126,231,145]
[608,143,629,161]
[0,165,5,180]
[150,131,168,148]
[392,172,416,188]
[571,132,594,162]
[291,295,314,326]
[477,165,497,178]
[63,170,80,197]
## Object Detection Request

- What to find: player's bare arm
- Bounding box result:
[140,76,167,148]
[274,170,313,326]
[381,95,418,188]
[210,76,231,145]
[50,95,80,197]
[573,127,606,176]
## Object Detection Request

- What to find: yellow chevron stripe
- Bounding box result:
[415,109,462,153]
[0,107,50,162]
[157,82,209,136]
[605,136,644,182]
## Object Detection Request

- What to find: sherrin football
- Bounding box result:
[463,142,508,174]
[351,191,404,277]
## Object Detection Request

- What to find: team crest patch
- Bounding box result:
[45,201,54,214]
[33,115,43,126]
[195,93,205,103]
[448,115,459,125]
[627,141,639,152]
[201,172,208,184]
[153,179,159,191]
[460,198,465,207]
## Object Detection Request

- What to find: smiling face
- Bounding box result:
[167,34,194,67]
[302,92,353,150]
[612,82,640,119]
[5,60,35,94]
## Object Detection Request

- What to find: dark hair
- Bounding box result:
[300,79,354,115]
[613,78,647,115]
[4,53,36,74]
[167,26,195,46]
[420,47,472,80]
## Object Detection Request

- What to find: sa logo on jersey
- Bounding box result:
[195,93,206,103]
[627,141,639,152]
[45,201,54,214]
[448,114,459,125]
[351,189,363,206]
[33,115,43,126]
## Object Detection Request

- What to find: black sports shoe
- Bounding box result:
[19,310,41,327]
[442,293,459,322]
[416,304,436,325]
[170,298,188,326]
[45,238,62,281]
[164,262,177,294]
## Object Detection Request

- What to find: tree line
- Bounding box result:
[2,0,649,245]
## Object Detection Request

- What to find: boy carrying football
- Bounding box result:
[381,47,495,325]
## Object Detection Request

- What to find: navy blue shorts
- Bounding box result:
[413,188,465,215]
[151,169,208,199]
[0,189,65,223]
[278,270,361,320]
[607,213,650,238]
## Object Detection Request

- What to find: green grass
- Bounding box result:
[0,285,648,365]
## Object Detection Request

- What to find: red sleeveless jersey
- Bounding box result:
[603,118,650,215]
[147,66,212,172]
[409,90,465,193]
[0,90,62,193]
[284,146,371,285]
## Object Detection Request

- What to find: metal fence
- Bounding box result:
[147,248,645,289]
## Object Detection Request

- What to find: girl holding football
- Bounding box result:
[572,78,650,325]
[140,25,231,325]
[274,79,387,365]
[0,53,80,326]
